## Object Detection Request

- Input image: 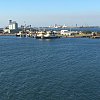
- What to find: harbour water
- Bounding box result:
[46,27,100,32]
[0,36,100,100]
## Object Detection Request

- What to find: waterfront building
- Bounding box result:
[61,30,78,36]
[62,24,68,28]
[8,20,18,30]
[3,20,19,33]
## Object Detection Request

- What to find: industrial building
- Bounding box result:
[3,20,19,33]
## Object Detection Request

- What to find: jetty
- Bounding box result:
[90,36,100,39]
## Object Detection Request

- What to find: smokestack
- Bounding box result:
[9,20,12,24]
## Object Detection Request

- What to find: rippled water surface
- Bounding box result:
[0,36,100,100]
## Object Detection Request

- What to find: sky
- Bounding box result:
[0,0,100,27]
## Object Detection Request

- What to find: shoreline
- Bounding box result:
[0,33,16,36]
[1,34,100,39]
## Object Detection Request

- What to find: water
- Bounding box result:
[46,27,100,32]
[0,36,100,100]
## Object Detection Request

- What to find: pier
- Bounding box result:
[90,36,100,39]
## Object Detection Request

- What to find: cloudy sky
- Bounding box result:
[0,0,100,27]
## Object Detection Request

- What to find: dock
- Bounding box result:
[90,36,100,39]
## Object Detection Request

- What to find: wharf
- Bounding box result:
[65,35,91,38]
[0,33,15,36]
[90,36,100,39]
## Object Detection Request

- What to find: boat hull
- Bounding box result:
[43,36,60,39]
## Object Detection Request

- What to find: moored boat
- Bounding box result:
[35,31,60,39]
[43,31,59,39]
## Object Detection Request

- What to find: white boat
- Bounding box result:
[43,31,59,39]
[16,31,27,37]
[35,31,60,39]
[35,31,44,39]
[16,32,22,37]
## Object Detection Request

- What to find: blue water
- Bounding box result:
[0,36,100,100]
[47,27,100,32]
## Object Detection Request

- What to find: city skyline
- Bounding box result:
[0,0,100,27]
